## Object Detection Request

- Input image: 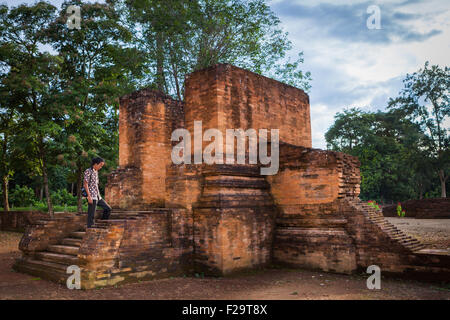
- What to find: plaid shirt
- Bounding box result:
[84,167,101,200]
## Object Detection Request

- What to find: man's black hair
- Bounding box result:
[91,157,105,167]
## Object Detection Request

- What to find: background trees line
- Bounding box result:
[326,62,449,203]
[0,0,311,215]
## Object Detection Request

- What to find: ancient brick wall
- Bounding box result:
[106,89,184,209]
[0,211,48,232]
[108,64,312,210]
[382,198,450,219]
[343,200,413,273]
[18,214,85,253]
[267,144,361,273]
[267,144,360,209]
[184,64,311,158]
[78,209,193,288]
[14,62,450,288]
[192,164,277,275]
[272,200,357,273]
[165,164,204,210]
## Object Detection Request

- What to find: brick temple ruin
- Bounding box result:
[14,64,449,289]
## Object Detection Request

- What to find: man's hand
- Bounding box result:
[84,179,93,204]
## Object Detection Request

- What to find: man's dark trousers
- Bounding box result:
[87,199,111,228]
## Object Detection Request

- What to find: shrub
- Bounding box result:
[32,200,48,212]
[50,189,77,206]
[10,185,36,207]
[397,203,406,217]
[367,200,381,211]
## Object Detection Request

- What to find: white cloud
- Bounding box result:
[269,0,450,149]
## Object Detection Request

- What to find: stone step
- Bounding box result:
[70,231,86,239]
[380,227,401,234]
[36,251,79,265]
[13,259,70,284]
[368,216,384,220]
[409,243,427,251]
[61,238,82,247]
[18,258,69,272]
[47,244,79,256]
[399,239,421,245]
[353,199,427,252]
[383,228,401,234]
[389,234,410,240]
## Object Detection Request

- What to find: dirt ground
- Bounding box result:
[0,222,449,300]
[386,217,450,251]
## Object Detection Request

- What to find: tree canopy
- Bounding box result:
[326,63,449,202]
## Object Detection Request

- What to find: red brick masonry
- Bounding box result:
[14,64,450,288]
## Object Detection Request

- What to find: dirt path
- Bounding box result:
[386,217,450,251]
[0,231,449,300]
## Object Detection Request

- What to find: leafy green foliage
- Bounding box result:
[367,200,381,211]
[396,203,405,217]
[50,188,77,206]
[9,185,35,207]
[326,105,445,202]
[388,62,449,198]
[120,0,311,99]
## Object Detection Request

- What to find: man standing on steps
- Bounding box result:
[83,157,111,228]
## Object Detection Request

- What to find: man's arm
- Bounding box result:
[96,180,102,200]
[84,170,93,204]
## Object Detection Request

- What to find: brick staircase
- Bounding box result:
[347,198,426,252]
[14,227,85,283]
[13,211,141,285]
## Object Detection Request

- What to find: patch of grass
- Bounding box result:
[1,205,88,212]
[30,277,41,281]
[431,285,450,292]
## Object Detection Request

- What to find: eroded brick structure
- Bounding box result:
[14,64,449,288]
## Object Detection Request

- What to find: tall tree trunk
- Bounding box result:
[71,182,74,195]
[2,175,9,212]
[438,169,447,198]
[1,134,9,211]
[170,47,182,101]
[42,158,53,217]
[39,186,43,201]
[156,31,165,93]
[76,166,83,214]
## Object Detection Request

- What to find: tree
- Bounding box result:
[47,0,146,212]
[0,83,17,211]
[0,2,62,216]
[325,108,435,202]
[325,108,373,152]
[119,0,311,99]
[388,62,450,197]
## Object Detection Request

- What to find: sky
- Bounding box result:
[3,0,450,149]
[268,0,450,148]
